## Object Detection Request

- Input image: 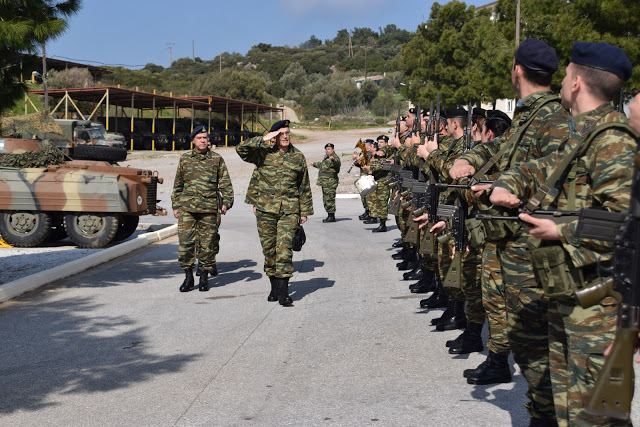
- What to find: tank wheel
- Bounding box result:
[112,215,140,242]
[64,213,118,248]
[0,211,52,247]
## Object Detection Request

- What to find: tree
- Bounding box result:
[360,79,379,106]
[279,62,308,94]
[47,67,93,88]
[300,35,322,49]
[21,0,81,111]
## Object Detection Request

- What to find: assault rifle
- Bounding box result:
[416,179,440,256]
[435,179,494,190]
[474,208,580,225]
[388,170,413,216]
[572,160,640,420]
[464,103,473,152]
[436,193,469,289]
[405,181,429,245]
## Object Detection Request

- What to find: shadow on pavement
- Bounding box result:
[0,296,202,414]
[293,259,325,274]
[469,368,530,427]
[290,277,335,301]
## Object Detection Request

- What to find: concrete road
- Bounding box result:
[1,197,638,426]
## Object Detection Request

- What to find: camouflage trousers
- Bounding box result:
[321,183,337,214]
[255,210,298,278]
[178,211,219,270]
[498,238,554,420]
[369,181,389,220]
[462,252,484,324]
[481,243,510,355]
[548,299,630,427]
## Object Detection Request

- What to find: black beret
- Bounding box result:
[324,143,334,149]
[377,135,389,142]
[445,107,468,119]
[269,119,290,132]
[515,38,558,72]
[439,111,448,120]
[190,125,207,140]
[472,107,486,119]
[486,110,512,125]
[570,41,633,81]
[364,139,375,144]
[400,115,407,121]
[408,107,417,115]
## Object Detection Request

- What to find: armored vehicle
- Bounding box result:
[0,137,165,248]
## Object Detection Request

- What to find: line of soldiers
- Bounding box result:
[364,38,638,426]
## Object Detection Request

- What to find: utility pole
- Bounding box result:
[168,42,175,66]
[515,0,521,46]
[348,34,353,58]
[219,53,222,73]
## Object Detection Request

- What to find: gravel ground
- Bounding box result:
[1,126,392,286]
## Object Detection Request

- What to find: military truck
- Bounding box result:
[54,119,127,162]
[0,138,166,248]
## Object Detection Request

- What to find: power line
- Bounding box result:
[50,55,146,68]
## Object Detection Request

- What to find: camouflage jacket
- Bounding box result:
[312,154,341,186]
[425,135,464,183]
[171,148,234,213]
[245,167,259,206]
[459,91,570,174]
[494,102,637,268]
[236,136,314,217]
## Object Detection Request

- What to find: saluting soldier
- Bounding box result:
[172,125,234,293]
[311,143,341,223]
[236,120,313,306]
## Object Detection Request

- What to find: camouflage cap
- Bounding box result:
[190,125,207,140]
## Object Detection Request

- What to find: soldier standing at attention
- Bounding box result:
[311,143,341,223]
[490,42,636,427]
[172,125,234,293]
[236,120,314,306]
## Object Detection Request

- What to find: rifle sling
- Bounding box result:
[524,122,638,212]
[473,94,560,180]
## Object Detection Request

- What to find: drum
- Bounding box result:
[354,175,378,197]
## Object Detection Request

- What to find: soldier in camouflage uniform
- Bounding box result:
[172,125,234,293]
[490,42,635,427]
[311,143,341,223]
[450,39,570,424]
[236,120,314,306]
[366,135,391,232]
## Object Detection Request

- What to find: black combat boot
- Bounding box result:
[278,278,293,306]
[448,321,484,354]
[404,266,424,281]
[410,270,437,293]
[392,240,403,248]
[420,280,448,309]
[467,352,512,385]
[372,220,387,232]
[431,299,455,325]
[436,300,467,331]
[463,353,491,378]
[358,210,370,220]
[392,245,408,260]
[322,213,336,223]
[528,418,559,427]
[179,268,194,292]
[396,248,419,270]
[198,270,210,292]
[211,265,218,276]
[267,276,278,302]
[363,216,378,224]
[446,331,465,348]
[195,262,201,276]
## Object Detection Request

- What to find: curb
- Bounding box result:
[0,224,178,304]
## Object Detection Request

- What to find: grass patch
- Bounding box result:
[291,132,307,140]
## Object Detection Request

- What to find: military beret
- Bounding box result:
[269,119,290,132]
[486,110,512,125]
[400,115,407,121]
[439,111,448,120]
[472,107,486,119]
[365,139,375,144]
[408,107,417,115]
[515,38,558,72]
[570,41,633,81]
[445,107,468,119]
[377,135,389,142]
[324,143,334,148]
[190,125,207,140]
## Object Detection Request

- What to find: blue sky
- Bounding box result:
[46,0,492,69]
